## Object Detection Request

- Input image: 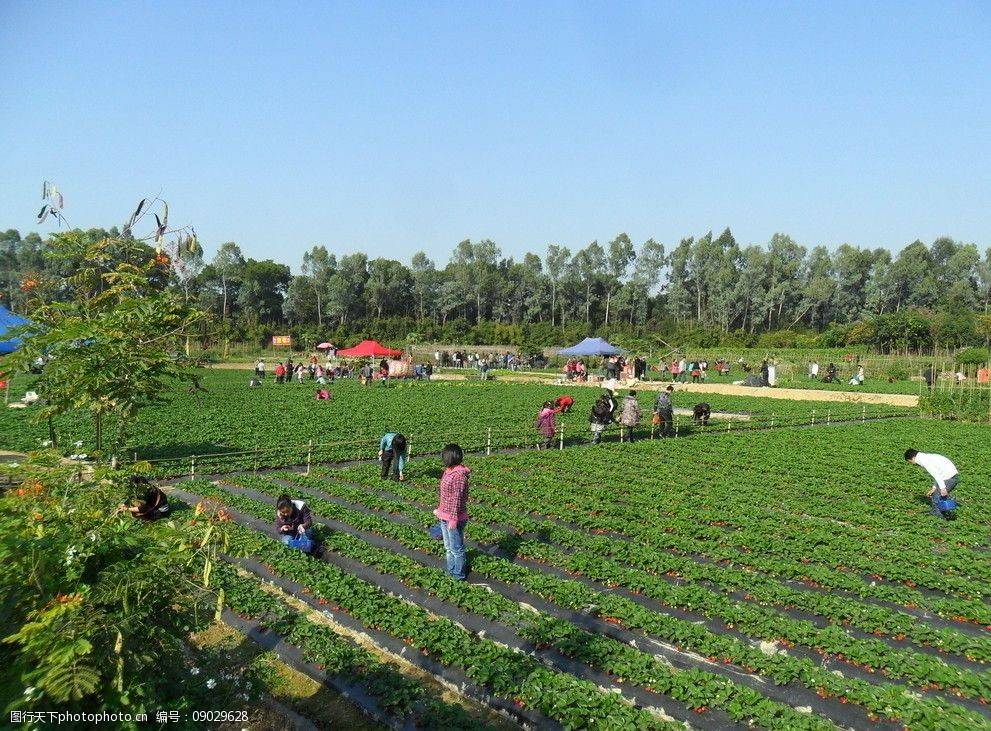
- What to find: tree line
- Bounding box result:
[2,226,990,353]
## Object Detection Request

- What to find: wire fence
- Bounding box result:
[140,403,913,479]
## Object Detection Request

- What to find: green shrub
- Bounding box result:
[955,347,989,367]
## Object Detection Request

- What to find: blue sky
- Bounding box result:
[1,1,989,271]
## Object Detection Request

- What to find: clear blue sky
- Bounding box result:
[1,1,989,271]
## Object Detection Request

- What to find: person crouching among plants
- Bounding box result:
[276,494,315,548]
[435,444,470,580]
[119,476,170,521]
[535,400,557,450]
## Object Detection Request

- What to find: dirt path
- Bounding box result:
[204,364,918,407]
[431,373,919,407]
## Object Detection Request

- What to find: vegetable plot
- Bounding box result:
[169,418,991,729]
[0,370,913,472]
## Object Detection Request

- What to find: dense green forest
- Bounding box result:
[2,227,989,353]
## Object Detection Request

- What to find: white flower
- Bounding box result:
[74,441,83,447]
[88,533,96,542]
[40,439,52,447]
[206,678,216,690]
[190,667,200,676]
[24,686,36,696]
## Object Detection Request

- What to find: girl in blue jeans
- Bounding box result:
[435,444,470,580]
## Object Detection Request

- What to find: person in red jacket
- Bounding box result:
[554,395,574,413]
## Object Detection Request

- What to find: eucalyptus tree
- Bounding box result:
[301,245,336,327]
[326,252,368,325]
[884,241,938,311]
[664,237,694,325]
[211,242,245,321]
[760,233,805,330]
[451,238,501,324]
[603,233,635,327]
[619,238,664,325]
[730,245,768,333]
[544,244,571,326]
[796,245,836,330]
[572,240,605,324]
[411,251,438,321]
[366,258,413,318]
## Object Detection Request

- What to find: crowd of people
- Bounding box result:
[254,356,355,386]
[251,355,437,388]
[434,350,527,371]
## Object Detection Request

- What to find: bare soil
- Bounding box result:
[432,373,919,407]
[205,363,918,407]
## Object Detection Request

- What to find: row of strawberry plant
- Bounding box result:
[328,463,991,628]
[220,473,991,730]
[270,472,991,704]
[503,448,990,579]
[177,480,684,730]
[424,456,991,614]
[305,468,991,665]
[454,451,991,602]
[206,479,841,731]
[150,498,498,729]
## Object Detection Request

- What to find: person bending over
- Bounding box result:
[905,449,960,519]
[379,432,408,481]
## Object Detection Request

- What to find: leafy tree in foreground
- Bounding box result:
[0,456,250,727]
[11,207,206,458]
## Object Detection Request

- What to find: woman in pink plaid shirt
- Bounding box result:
[435,444,470,580]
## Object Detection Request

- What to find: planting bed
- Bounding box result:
[0,370,913,474]
[163,417,991,729]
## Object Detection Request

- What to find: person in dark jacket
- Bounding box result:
[589,395,613,444]
[653,386,675,438]
[276,494,314,546]
[121,476,170,521]
[693,402,711,426]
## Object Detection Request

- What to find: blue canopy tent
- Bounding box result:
[0,304,29,354]
[558,337,627,356]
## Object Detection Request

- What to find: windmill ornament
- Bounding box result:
[124,197,202,274]
[37,181,66,226]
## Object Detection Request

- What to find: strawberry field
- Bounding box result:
[3,367,988,729]
[0,369,912,473]
[155,414,991,730]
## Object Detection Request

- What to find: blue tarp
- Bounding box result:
[558,337,627,357]
[0,304,29,354]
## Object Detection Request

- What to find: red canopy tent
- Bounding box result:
[336,340,402,358]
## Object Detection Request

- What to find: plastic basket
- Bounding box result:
[287,535,314,552]
[937,497,958,512]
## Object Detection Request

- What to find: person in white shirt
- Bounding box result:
[905,449,959,519]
